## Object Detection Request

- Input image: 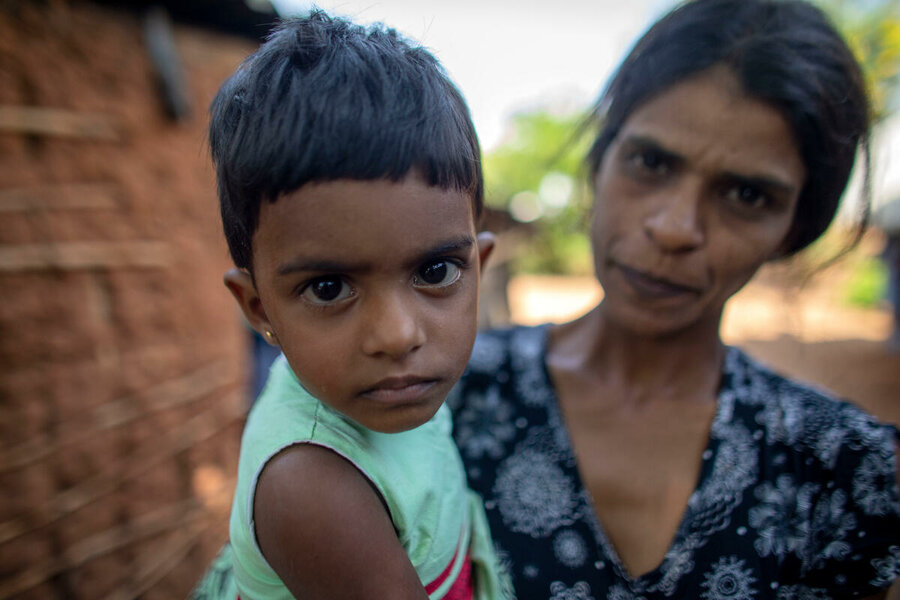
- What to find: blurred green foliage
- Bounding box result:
[843,255,888,307]
[816,0,900,120]
[483,111,594,275]
[485,0,900,277]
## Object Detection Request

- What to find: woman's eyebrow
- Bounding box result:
[624,134,798,194]
[620,135,683,164]
[720,171,798,196]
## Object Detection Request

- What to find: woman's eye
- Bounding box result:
[300,276,353,305]
[414,260,461,288]
[724,184,768,211]
[626,149,670,177]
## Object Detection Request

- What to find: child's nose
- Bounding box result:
[359,291,425,359]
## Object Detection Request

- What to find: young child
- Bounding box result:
[193,11,510,600]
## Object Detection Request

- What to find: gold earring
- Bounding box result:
[265,330,275,340]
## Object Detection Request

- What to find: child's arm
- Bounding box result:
[254,443,431,600]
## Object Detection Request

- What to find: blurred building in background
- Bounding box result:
[0,1,276,597]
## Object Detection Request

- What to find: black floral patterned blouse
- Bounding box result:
[448,325,900,600]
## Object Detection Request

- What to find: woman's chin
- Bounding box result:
[601,300,715,340]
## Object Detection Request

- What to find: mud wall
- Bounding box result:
[0,3,256,597]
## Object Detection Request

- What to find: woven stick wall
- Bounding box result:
[0,3,254,597]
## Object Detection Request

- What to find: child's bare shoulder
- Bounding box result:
[254,443,429,599]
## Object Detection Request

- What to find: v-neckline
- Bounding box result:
[531,323,730,587]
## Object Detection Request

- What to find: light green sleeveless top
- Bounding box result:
[229,356,510,599]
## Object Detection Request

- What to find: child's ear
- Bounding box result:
[476,231,495,273]
[223,268,279,346]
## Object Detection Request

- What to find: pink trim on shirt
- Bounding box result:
[425,549,474,600]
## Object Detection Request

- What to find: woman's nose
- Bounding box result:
[359,291,425,359]
[643,182,705,252]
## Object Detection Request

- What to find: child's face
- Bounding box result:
[226,173,492,434]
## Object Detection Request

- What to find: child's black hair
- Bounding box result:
[209,10,483,271]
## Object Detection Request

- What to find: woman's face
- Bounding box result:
[591,65,806,337]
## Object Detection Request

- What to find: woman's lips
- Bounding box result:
[615,263,703,299]
[359,376,439,404]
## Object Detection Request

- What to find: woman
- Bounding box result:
[450,0,900,598]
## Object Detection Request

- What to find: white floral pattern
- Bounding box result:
[687,419,757,538]
[646,534,701,596]
[467,333,508,375]
[510,328,555,408]
[774,584,830,600]
[804,489,855,571]
[748,475,817,558]
[607,584,647,600]
[853,452,900,516]
[871,546,900,587]
[493,448,579,537]
[554,529,590,569]
[548,581,595,600]
[700,556,757,600]
[452,325,900,600]
[453,384,516,460]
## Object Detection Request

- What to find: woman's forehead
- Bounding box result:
[616,67,805,185]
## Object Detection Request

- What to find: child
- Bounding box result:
[193,10,511,600]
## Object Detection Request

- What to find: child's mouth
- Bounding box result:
[360,375,439,404]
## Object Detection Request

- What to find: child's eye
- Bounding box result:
[413,259,461,288]
[300,276,354,305]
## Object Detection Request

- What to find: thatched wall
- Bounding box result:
[0,2,256,597]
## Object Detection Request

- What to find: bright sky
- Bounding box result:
[269,0,673,151]
[269,0,900,204]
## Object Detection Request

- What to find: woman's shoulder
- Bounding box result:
[723,346,898,469]
[448,324,558,447]
[449,323,553,407]
[465,323,550,375]
[720,350,900,595]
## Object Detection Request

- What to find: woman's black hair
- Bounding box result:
[586,0,871,256]
[209,10,483,270]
